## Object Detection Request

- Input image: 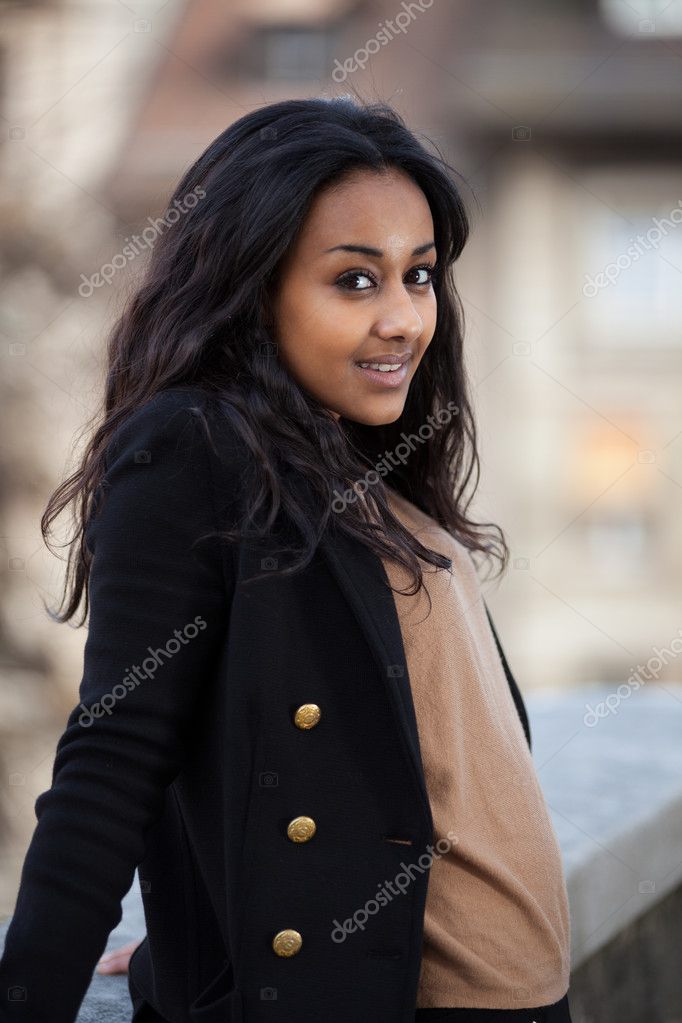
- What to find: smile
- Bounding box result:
[353,359,411,389]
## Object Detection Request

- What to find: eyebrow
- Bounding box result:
[323,241,436,258]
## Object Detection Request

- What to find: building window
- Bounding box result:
[600,0,682,36]
[214,24,336,82]
[263,26,331,80]
[580,199,682,344]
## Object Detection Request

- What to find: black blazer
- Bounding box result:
[0,385,531,1023]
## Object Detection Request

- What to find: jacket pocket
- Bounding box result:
[189,959,241,1022]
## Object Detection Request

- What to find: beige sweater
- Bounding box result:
[380,486,571,1009]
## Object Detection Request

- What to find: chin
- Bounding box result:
[349,403,405,427]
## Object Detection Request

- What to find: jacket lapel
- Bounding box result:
[318,528,433,823]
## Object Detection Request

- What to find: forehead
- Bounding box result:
[300,168,434,254]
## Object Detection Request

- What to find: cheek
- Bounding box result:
[289,295,360,363]
[276,317,343,391]
[281,283,333,338]
[423,298,438,341]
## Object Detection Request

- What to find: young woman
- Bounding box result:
[0,96,573,1023]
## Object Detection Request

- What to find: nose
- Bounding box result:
[374,276,427,343]
[372,278,424,343]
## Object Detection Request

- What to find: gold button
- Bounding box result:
[272,928,302,957]
[294,703,321,729]
[287,815,316,842]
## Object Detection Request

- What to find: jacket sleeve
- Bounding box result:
[483,603,532,754]
[0,391,231,1022]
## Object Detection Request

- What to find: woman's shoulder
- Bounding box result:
[104,385,244,471]
[111,384,213,435]
[91,385,247,539]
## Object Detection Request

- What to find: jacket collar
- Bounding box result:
[318,527,433,824]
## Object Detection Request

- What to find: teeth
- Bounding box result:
[357,362,401,372]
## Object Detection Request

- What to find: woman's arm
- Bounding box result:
[0,390,231,1022]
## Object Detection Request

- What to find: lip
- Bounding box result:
[353,356,411,389]
[354,352,412,366]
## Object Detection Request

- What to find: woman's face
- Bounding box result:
[270,167,438,426]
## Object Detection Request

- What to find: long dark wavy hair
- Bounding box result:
[43,95,509,626]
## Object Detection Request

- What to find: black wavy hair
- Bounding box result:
[42,94,509,625]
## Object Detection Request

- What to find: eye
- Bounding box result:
[336,262,439,292]
[336,269,376,291]
[407,263,439,286]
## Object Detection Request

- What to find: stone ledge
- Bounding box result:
[529,681,682,972]
[1,682,681,1021]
